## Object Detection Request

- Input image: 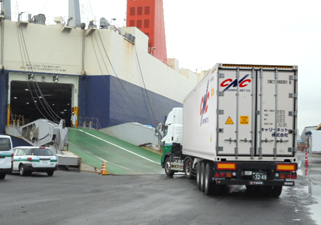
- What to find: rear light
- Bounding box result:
[281,173,291,179]
[217,163,237,170]
[276,164,296,171]
[11,153,14,164]
[291,173,297,179]
[214,172,233,178]
[27,157,32,162]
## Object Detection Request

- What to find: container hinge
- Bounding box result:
[218,92,224,97]
[256,111,260,115]
[262,138,274,143]
[289,75,298,81]
[289,93,298,98]
[240,138,252,143]
[225,138,236,143]
[218,73,225,78]
[216,146,223,152]
[216,128,224,133]
[289,111,298,117]
[276,139,289,143]
[217,109,224,115]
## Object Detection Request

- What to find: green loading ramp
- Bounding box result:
[68,128,163,175]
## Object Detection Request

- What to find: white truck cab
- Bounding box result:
[0,135,13,179]
[161,107,183,145]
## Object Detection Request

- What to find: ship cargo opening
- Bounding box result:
[10,81,72,126]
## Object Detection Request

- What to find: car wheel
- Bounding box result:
[0,173,6,180]
[19,165,27,176]
[47,171,54,176]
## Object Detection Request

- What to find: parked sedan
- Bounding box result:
[12,146,57,176]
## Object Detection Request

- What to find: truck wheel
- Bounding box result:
[270,186,282,197]
[164,157,174,177]
[196,163,201,189]
[204,163,214,195]
[0,173,6,180]
[200,162,206,192]
[184,158,193,179]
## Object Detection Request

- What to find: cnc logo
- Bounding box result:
[220,74,251,92]
[200,81,210,126]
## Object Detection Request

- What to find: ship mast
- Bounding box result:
[68,0,81,27]
[0,0,11,20]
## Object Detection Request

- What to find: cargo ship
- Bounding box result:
[0,0,205,134]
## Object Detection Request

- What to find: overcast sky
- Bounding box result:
[12,0,321,135]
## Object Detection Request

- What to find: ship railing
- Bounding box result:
[10,114,25,127]
[79,116,101,130]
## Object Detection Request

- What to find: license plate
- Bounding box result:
[252,172,267,180]
[41,160,49,165]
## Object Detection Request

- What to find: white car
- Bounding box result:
[0,135,13,180]
[13,146,57,176]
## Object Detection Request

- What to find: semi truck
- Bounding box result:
[161,63,298,197]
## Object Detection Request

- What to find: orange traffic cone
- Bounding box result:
[100,161,108,175]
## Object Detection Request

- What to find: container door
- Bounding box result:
[256,69,297,157]
[217,68,254,157]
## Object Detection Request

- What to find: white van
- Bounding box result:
[0,135,13,179]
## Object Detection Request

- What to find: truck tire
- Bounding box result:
[200,162,206,192]
[270,186,282,197]
[204,163,214,195]
[164,157,174,177]
[184,158,193,179]
[196,162,201,189]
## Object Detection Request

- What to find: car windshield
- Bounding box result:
[0,138,11,151]
[27,148,54,156]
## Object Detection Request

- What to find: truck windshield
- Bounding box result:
[0,138,11,151]
[163,126,168,137]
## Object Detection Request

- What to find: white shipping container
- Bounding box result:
[182,63,298,162]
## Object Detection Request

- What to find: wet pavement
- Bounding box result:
[297,151,321,224]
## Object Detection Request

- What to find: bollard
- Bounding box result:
[305,150,309,167]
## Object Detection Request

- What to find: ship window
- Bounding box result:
[137,7,143,15]
[145,6,150,15]
[130,7,135,16]
[144,19,150,28]
[137,20,142,28]
[129,20,135,26]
